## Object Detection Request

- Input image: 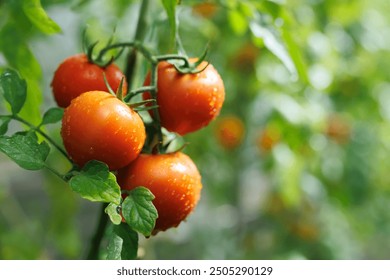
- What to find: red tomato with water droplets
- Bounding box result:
[61,91,145,170]
[117,152,202,235]
[51,54,127,108]
[143,60,225,135]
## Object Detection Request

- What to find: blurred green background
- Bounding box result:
[1,0,390,259]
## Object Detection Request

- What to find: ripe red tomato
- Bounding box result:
[143,60,225,135]
[51,54,127,108]
[61,91,145,170]
[117,152,202,235]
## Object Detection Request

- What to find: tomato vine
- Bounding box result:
[0,0,224,260]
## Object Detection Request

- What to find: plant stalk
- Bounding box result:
[149,63,163,152]
[125,0,151,87]
[45,165,67,181]
[87,0,152,260]
[86,202,109,260]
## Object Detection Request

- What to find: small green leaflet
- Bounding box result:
[69,161,121,204]
[0,116,11,135]
[0,133,50,170]
[22,0,61,35]
[122,187,158,237]
[105,203,122,225]
[107,224,138,260]
[41,107,64,126]
[0,69,27,115]
[161,0,178,49]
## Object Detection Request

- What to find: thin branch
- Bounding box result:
[86,202,109,260]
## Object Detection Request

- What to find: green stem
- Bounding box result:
[86,202,109,260]
[3,114,72,164]
[98,42,156,64]
[45,165,67,182]
[98,42,135,61]
[125,0,152,87]
[154,54,190,65]
[125,49,137,88]
[128,99,155,108]
[124,85,155,103]
[149,63,163,152]
[126,0,163,151]
[134,0,150,42]
[85,0,153,261]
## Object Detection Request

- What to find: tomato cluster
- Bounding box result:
[52,52,224,234]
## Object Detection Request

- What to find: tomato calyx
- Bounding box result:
[83,27,125,68]
[128,99,158,112]
[86,41,124,68]
[141,123,189,155]
[170,58,210,74]
[122,86,158,112]
[155,47,210,74]
[100,73,157,112]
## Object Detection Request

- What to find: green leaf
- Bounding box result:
[0,116,11,136]
[22,0,61,34]
[249,12,297,76]
[161,0,178,49]
[281,29,308,83]
[280,10,308,83]
[69,161,121,204]
[228,10,248,35]
[41,107,64,126]
[122,187,158,236]
[0,133,50,170]
[259,0,281,18]
[0,23,43,125]
[105,203,122,225]
[0,69,27,115]
[107,224,138,260]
